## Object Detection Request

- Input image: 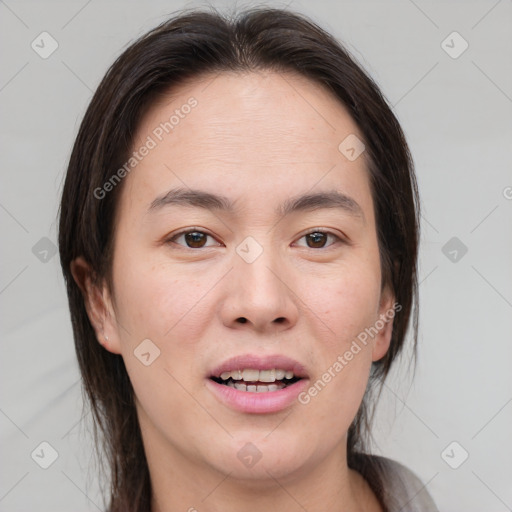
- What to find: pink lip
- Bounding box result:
[209,354,308,379]
[205,377,309,414]
[206,353,309,414]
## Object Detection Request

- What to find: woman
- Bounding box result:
[58,6,439,512]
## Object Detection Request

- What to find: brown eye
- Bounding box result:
[168,229,220,249]
[306,232,328,248]
[294,230,342,249]
[184,231,207,248]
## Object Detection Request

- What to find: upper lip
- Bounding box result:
[209,354,309,379]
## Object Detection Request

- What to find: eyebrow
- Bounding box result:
[148,187,364,221]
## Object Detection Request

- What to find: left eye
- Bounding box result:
[294,230,341,249]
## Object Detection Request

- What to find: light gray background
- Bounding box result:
[1,0,511,510]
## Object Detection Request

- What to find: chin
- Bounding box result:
[206,433,317,485]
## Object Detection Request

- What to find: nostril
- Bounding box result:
[236,317,285,324]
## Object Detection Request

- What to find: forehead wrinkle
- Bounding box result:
[173,131,336,166]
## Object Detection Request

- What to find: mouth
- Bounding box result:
[206,354,309,413]
[210,368,302,393]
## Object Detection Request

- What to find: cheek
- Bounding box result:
[111,255,218,409]
[293,257,381,431]
[111,257,218,443]
[113,254,215,343]
[302,258,382,349]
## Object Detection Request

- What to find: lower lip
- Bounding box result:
[206,378,309,414]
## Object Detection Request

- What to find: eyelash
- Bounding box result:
[165,227,345,250]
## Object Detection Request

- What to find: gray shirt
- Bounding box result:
[370,456,439,512]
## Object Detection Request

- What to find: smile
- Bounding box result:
[207,354,309,413]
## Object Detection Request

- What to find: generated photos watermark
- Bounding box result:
[94,97,198,200]
[298,302,402,405]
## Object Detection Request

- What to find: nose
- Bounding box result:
[219,244,300,334]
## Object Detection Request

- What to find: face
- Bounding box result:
[76,70,395,485]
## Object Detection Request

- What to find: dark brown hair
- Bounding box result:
[58,6,419,511]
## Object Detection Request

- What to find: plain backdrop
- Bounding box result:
[1,0,511,510]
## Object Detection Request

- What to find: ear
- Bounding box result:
[70,256,122,355]
[371,285,397,362]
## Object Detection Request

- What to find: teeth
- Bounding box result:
[259,369,276,382]
[242,369,260,382]
[219,368,295,382]
[230,382,286,392]
[275,369,286,380]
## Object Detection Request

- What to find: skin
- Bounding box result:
[72,70,395,512]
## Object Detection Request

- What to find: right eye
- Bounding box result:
[165,229,222,249]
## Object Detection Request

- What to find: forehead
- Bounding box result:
[137,70,361,156]
[118,70,372,220]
